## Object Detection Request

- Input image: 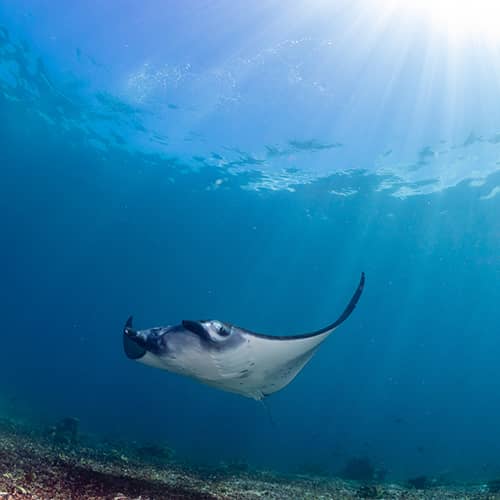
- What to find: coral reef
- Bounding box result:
[0,421,496,499]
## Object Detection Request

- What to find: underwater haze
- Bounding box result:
[1,0,500,484]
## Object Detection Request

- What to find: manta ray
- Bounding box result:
[123,273,365,400]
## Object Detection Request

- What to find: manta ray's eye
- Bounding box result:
[215,323,230,337]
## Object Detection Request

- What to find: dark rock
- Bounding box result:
[488,479,500,493]
[373,466,387,482]
[407,475,430,490]
[49,417,79,446]
[339,457,375,482]
[356,485,382,498]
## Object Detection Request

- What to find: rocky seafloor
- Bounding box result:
[0,418,499,499]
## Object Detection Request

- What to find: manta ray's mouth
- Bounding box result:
[123,316,147,360]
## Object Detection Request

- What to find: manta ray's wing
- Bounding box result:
[246,272,365,341]
[229,272,366,399]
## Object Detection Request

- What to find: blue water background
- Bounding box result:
[1,0,500,482]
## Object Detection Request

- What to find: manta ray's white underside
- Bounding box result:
[195,329,331,399]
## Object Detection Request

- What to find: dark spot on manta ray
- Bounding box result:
[238,369,250,378]
[123,273,365,400]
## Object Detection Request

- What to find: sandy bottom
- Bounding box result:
[0,419,497,499]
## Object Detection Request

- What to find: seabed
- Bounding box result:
[0,418,498,500]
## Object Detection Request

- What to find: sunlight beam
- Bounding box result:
[398,0,500,45]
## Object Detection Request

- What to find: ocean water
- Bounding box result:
[1,0,500,485]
